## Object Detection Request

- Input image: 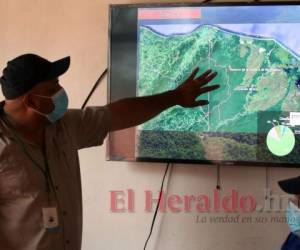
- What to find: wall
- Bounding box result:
[0,0,300,249]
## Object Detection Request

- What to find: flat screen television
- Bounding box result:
[107,2,300,167]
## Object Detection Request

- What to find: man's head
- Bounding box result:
[0,54,70,125]
[278,176,300,207]
[279,176,300,236]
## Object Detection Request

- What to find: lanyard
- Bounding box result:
[0,111,53,204]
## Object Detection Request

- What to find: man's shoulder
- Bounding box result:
[58,106,111,149]
[60,108,87,123]
[61,106,110,123]
[56,108,81,132]
[282,233,300,250]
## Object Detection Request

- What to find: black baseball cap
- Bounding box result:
[278,176,300,195]
[0,53,70,99]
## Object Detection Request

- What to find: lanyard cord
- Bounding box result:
[0,111,67,241]
[0,112,53,204]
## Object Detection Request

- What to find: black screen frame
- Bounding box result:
[108,1,300,168]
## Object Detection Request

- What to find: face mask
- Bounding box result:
[29,88,69,123]
[286,201,300,237]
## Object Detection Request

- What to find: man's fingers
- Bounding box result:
[195,69,212,82]
[199,72,218,86]
[194,100,209,106]
[199,84,220,94]
[188,67,200,81]
[194,71,217,88]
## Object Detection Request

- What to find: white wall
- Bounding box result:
[1,0,300,249]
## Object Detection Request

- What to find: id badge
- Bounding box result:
[42,207,59,231]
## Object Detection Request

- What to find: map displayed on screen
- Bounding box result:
[135,6,300,165]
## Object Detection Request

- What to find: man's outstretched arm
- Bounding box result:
[106,68,220,131]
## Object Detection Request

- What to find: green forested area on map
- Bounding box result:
[137,25,300,162]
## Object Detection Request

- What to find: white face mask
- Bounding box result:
[28,88,69,123]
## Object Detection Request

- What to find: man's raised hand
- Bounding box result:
[173,67,220,108]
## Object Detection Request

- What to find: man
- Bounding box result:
[0,53,220,250]
[278,176,300,250]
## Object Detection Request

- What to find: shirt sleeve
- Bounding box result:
[62,106,111,150]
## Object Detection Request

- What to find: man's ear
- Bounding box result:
[23,93,39,110]
[23,92,54,114]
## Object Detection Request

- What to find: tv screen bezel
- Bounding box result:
[108,1,300,168]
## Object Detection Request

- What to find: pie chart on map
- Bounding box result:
[266,125,295,157]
